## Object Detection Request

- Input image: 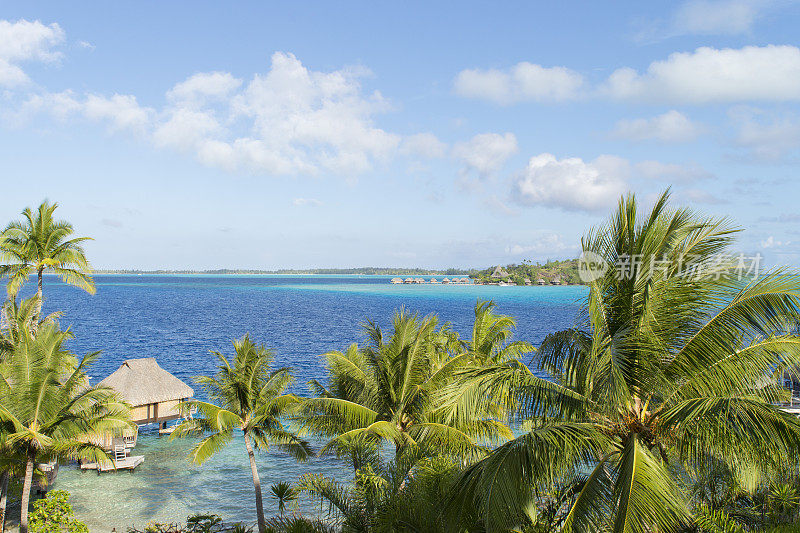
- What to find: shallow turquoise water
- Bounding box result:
[58,431,345,531]
[35,275,585,531]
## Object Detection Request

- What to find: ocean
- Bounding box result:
[37,274,585,531]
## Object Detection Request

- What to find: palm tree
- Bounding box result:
[172,335,312,533]
[0,294,58,532]
[0,295,60,362]
[0,323,131,533]
[270,481,298,516]
[0,200,94,319]
[445,191,800,532]
[298,448,486,532]
[298,309,512,462]
[468,300,534,365]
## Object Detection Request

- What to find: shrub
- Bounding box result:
[28,490,89,533]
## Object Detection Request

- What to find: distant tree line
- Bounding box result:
[91,267,478,276]
[471,259,582,285]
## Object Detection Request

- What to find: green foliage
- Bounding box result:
[297,305,517,461]
[28,490,88,533]
[769,483,800,523]
[126,514,251,533]
[0,320,131,532]
[270,482,299,515]
[297,447,473,532]
[444,191,800,532]
[172,336,311,464]
[471,259,582,285]
[0,200,94,300]
[263,515,334,533]
[172,336,310,532]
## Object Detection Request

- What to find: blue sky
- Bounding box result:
[1,1,800,269]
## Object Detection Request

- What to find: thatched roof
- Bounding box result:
[99,358,193,407]
[490,266,509,279]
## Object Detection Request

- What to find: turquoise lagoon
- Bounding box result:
[38,275,586,530]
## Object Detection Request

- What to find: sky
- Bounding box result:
[1,0,800,270]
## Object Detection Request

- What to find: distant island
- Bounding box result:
[92,263,583,284]
[470,259,582,285]
[92,267,477,276]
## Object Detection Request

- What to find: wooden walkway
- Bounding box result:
[80,455,145,472]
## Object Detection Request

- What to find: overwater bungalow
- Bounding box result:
[429,277,439,283]
[551,278,561,285]
[524,278,532,285]
[100,358,194,432]
[390,277,403,284]
[442,278,450,284]
[537,278,546,285]
[404,277,414,284]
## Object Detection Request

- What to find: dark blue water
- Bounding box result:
[44,275,585,391]
[36,274,585,530]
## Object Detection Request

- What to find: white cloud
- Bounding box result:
[400,133,447,159]
[153,108,221,150]
[761,235,789,248]
[512,153,628,212]
[673,0,763,35]
[611,110,703,142]
[14,90,82,121]
[293,198,323,207]
[225,52,399,175]
[634,160,714,182]
[83,94,153,134]
[454,62,584,104]
[506,233,573,256]
[729,107,800,161]
[20,51,403,177]
[602,45,800,104]
[0,19,64,87]
[166,71,242,104]
[453,132,517,177]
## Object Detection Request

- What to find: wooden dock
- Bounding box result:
[80,444,145,472]
[80,455,145,472]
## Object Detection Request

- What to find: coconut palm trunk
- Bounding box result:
[243,432,266,533]
[19,452,34,533]
[0,470,8,533]
[35,267,43,321]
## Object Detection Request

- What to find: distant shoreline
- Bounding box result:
[89,268,476,276]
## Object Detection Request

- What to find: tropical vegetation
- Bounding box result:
[0,200,94,319]
[471,258,581,285]
[171,336,312,533]
[296,308,515,463]
[5,193,800,533]
[443,191,800,532]
[28,490,88,533]
[0,321,131,532]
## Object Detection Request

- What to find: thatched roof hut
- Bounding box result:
[490,266,509,279]
[100,358,193,426]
